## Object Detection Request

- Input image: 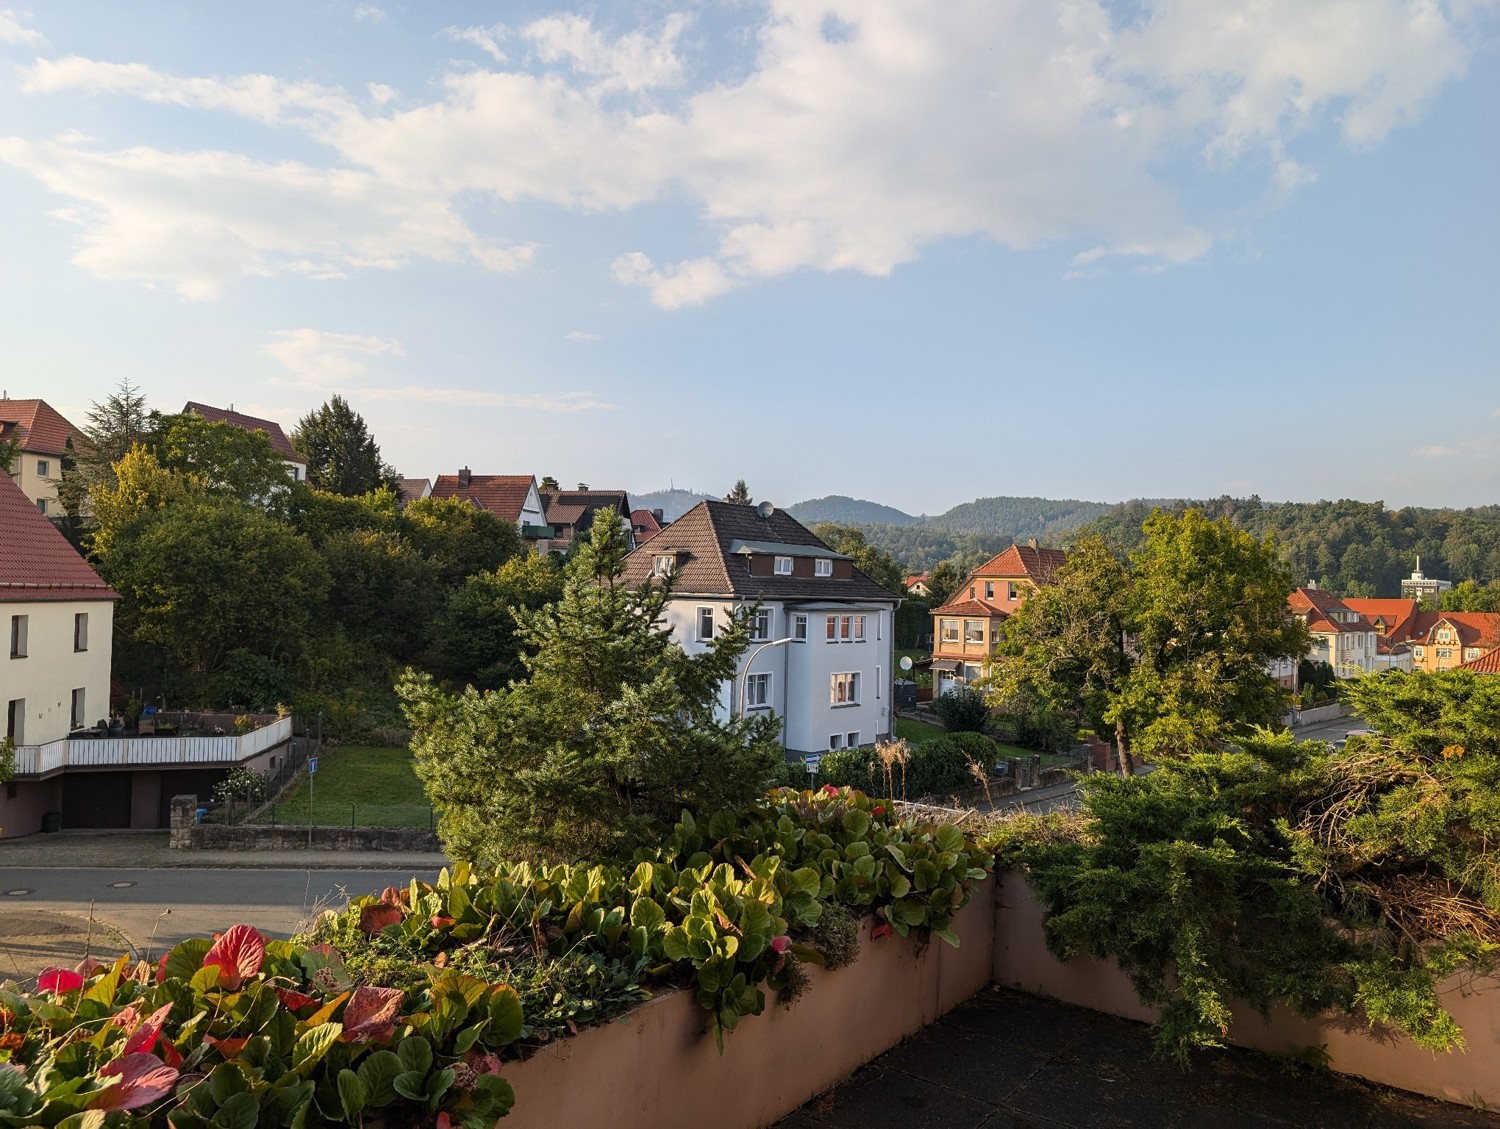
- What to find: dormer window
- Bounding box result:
[653,555,676,578]
[814,558,832,577]
[774,556,793,575]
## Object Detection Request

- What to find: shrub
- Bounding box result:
[930,686,990,733]
[905,737,975,798]
[211,765,270,805]
[817,746,878,790]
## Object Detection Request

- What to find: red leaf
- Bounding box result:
[379,886,407,906]
[770,935,791,955]
[431,915,455,929]
[37,967,84,994]
[201,924,265,990]
[124,1004,174,1056]
[155,953,170,984]
[359,903,404,935]
[73,957,106,978]
[205,1035,249,1058]
[160,1040,183,1069]
[93,1053,179,1111]
[870,923,893,941]
[342,985,403,1042]
[275,987,320,1012]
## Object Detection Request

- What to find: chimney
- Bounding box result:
[652,508,664,523]
[458,466,471,487]
[577,482,590,491]
[1027,537,1037,550]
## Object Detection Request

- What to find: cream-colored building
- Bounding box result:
[0,398,83,517]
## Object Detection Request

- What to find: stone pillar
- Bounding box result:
[169,794,198,850]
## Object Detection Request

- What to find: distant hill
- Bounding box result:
[785,495,917,526]
[631,488,717,523]
[923,496,1115,540]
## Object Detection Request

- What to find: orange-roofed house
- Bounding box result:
[1287,586,1378,678]
[1341,598,1499,674]
[0,397,83,517]
[929,542,1068,697]
[429,469,552,549]
[1461,647,1500,675]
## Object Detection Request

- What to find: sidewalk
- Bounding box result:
[0,828,449,871]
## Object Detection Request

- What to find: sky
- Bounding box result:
[1,1,1497,516]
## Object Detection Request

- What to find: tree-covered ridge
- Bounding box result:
[785,495,918,526]
[1087,496,1500,597]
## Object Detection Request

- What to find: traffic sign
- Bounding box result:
[308,756,318,774]
[803,753,821,774]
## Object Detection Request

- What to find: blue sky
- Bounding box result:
[1,1,1496,515]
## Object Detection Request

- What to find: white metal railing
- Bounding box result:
[9,716,293,776]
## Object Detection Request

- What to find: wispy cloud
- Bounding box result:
[0,6,42,45]
[353,386,616,411]
[564,330,600,342]
[1414,445,1458,458]
[351,4,384,22]
[611,252,734,310]
[263,329,404,386]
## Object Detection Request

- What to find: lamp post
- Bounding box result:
[739,638,793,717]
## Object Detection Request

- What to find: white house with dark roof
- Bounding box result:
[183,402,308,483]
[620,500,901,759]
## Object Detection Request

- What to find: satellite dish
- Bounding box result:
[900,656,913,671]
[756,500,775,519]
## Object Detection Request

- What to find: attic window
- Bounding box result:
[814,559,832,577]
[774,556,793,575]
[652,555,676,578]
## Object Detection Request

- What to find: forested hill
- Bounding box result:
[630,488,718,522]
[1085,496,1500,598]
[785,495,917,526]
[924,495,1116,537]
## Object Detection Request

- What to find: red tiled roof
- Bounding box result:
[1419,613,1500,650]
[430,474,538,525]
[630,508,663,544]
[931,598,1010,618]
[1461,647,1500,674]
[183,402,301,463]
[1343,598,1420,640]
[968,545,1069,586]
[1289,588,1375,634]
[0,398,83,456]
[0,473,117,601]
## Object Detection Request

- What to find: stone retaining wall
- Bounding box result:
[168,794,438,851]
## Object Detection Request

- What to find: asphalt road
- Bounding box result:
[0,866,439,973]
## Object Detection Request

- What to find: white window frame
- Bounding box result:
[1007,581,1019,601]
[814,558,833,577]
[984,581,994,599]
[35,498,47,515]
[36,459,49,478]
[774,556,793,575]
[839,615,853,641]
[853,615,866,641]
[964,619,984,644]
[939,618,959,644]
[696,606,715,642]
[793,613,808,641]
[831,671,861,706]
[847,731,859,748]
[750,607,773,642]
[826,615,838,642]
[746,672,772,710]
[653,554,676,578]
[829,733,843,750]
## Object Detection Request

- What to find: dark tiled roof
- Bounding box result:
[542,489,632,542]
[394,476,431,503]
[183,402,301,462]
[0,398,82,456]
[430,474,537,524]
[621,500,899,603]
[0,473,118,602]
[969,545,1069,586]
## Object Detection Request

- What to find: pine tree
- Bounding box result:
[291,395,398,497]
[723,479,753,505]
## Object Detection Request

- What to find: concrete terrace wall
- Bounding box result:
[992,869,1500,1109]
[501,875,996,1129]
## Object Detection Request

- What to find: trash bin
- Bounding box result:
[41,811,62,833]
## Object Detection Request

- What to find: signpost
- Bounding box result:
[804,753,821,780]
[307,755,318,846]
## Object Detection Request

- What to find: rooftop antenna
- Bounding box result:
[756,500,775,519]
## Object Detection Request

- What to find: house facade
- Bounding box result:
[928,543,1067,696]
[430,470,552,547]
[620,501,900,758]
[1288,586,1378,678]
[183,402,308,482]
[1342,598,1499,674]
[542,487,635,549]
[0,398,83,517]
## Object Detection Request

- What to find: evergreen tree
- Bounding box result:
[723,479,753,505]
[291,395,398,497]
[400,508,784,866]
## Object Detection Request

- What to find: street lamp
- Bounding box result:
[739,638,793,717]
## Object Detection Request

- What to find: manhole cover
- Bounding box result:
[5,888,32,896]
[107,881,135,889]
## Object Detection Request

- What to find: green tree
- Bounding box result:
[155,413,293,510]
[322,528,439,661]
[926,559,963,607]
[0,433,19,478]
[400,508,783,866]
[811,522,905,594]
[1440,579,1500,613]
[291,395,398,497]
[988,513,1307,769]
[57,377,158,516]
[723,479,753,505]
[403,495,521,586]
[426,553,565,690]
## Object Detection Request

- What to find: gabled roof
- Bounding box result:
[1461,647,1500,674]
[542,489,632,534]
[931,598,1011,618]
[394,476,432,504]
[1419,612,1500,650]
[0,473,117,602]
[0,398,82,456]
[183,402,301,463]
[630,508,663,544]
[1343,598,1420,640]
[430,474,540,525]
[968,544,1069,587]
[620,500,899,603]
[1288,587,1376,635]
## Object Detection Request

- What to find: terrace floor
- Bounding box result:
[775,986,1500,1129]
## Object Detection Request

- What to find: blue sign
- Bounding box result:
[308,756,318,774]
[803,754,821,773]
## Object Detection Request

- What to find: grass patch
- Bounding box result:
[252,745,433,829]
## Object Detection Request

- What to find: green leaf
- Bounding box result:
[842,809,872,839]
[397,1036,432,1076]
[214,1091,259,1129]
[164,937,214,982]
[629,896,666,932]
[337,1070,367,1123]
[661,927,691,962]
[208,1063,249,1105]
[356,1050,403,1107]
[486,986,524,1044]
[292,1023,343,1074]
[391,1072,427,1103]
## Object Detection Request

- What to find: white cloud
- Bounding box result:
[352,5,384,22]
[564,330,601,342]
[3,1,1488,302]
[0,6,42,45]
[263,329,404,386]
[353,385,616,411]
[1492,407,1500,417]
[1414,445,1458,458]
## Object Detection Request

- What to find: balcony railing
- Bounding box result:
[10,715,293,777]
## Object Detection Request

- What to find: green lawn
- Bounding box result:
[251,745,433,829]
